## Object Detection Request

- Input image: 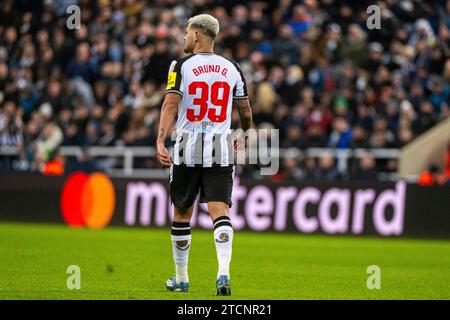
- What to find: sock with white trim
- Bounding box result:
[171,221,191,283]
[213,216,233,279]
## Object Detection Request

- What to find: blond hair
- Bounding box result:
[188,14,219,39]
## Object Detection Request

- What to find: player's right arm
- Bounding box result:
[232,61,252,151]
[157,60,183,168]
[232,61,252,131]
[232,98,253,152]
[234,98,252,131]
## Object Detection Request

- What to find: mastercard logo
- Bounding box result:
[60,172,116,229]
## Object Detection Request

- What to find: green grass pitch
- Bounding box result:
[0,222,449,299]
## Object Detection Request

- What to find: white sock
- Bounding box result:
[213,216,233,279]
[171,221,191,283]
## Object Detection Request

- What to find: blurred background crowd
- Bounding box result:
[0,0,449,182]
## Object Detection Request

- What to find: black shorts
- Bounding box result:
[169,164,234,209]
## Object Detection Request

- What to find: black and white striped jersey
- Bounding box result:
[166,52,248,167]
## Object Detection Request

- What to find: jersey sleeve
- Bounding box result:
[166,59,183,96]
[232,61,248,100]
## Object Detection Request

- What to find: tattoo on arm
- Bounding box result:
[158,128,165,140]
[157,95,180,144]
[235,99,253,131]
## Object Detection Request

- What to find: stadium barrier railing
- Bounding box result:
[0,146,401,180]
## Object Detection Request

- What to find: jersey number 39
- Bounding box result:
[187,81,230,123]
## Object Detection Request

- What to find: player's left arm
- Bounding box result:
[157,59,183,168]
[157,93,181,167]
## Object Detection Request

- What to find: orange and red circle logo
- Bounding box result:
[60,172,116,229]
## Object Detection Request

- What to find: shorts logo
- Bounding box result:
[215,232,229,243]
[60,172,116,229]
[167,72,177,89]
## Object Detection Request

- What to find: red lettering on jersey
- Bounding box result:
[192,65,224,77]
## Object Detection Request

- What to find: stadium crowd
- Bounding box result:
[0,0,449,181]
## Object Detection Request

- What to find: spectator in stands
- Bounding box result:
[17,79,38,121]
[412,101,438,135]
[67,42,98,85]
[0,100,25,170]
[32,120,63,171]
[337,24,367,67]
[327,116,352,149]
[428,75,450,114]
[282,125,307,150]
[313,152,341,181]
[351,125,369,148]
[398,100,416,132]
[0,100,23,148]
[275,152,305,182]
[38,80,69,117]
[396,127,414,147]
[303,156,317,181]
[289,5,312,37]
[369,116,396,148]
[273,25,301,67]
[305,124,326,148]
[351,152,378,181]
